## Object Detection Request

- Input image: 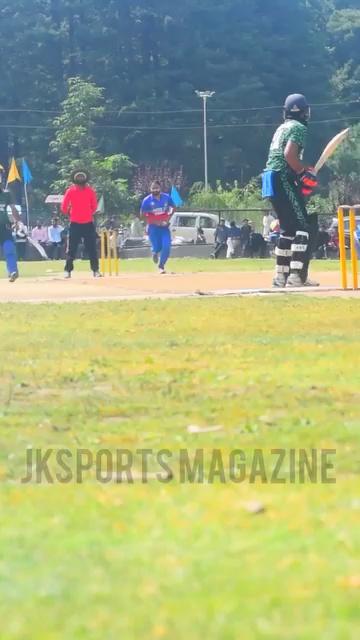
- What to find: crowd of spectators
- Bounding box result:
[5,211,354,262]
[8,216,129,261]
[29,218,66,259]
[209,212,347,261]
[211,218,268,259]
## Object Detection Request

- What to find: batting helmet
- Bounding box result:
[284,94,310,123]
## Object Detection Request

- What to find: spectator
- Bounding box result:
[29,220,48,259]
[269,218,281,249]
[13,219,28,260]
[355,223,360,258]
[263,211,275,239]
[248,231,267,258]
[226,221,241,258]
[105,216,116,230]
[239,219,252,256]
[315,225,330,259]
[211,218,228,259]
[31,221,48,247]
[48,217,64,260]
[196,226,206,245]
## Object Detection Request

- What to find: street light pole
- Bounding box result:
[195,90,215,191]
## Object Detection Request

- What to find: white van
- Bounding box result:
[170,212,218,244]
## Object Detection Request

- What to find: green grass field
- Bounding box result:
[0,257,341,279]
[0,297,359,639]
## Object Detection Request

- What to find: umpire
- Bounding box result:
[61,170,101,278]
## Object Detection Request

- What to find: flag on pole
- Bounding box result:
[170,185,183,207]
[7,158,21,183]
[22,159,33,185]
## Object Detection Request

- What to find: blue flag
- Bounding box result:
[22,159,33,185]
[170,185,183,207]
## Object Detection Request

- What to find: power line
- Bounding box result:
[96,99,360,115]
[0,100,358,117]
[0,108,60,114]
[0,115,358,131]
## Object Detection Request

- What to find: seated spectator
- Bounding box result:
[31,220,48,245]
[30,220,49,259]
[13,220,28,260]
[48,217,64,260]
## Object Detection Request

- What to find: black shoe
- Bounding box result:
[152,253,159,265]
[9,271,19,283]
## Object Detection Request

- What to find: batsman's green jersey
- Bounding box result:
[266,120,307,174]
[0,191,13,242]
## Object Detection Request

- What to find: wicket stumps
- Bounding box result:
[100,230,120,276]
[337,206,359,290]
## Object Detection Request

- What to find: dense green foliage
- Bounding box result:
[0,0,359,209]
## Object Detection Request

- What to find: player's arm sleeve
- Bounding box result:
[61,190,71,214]
[140,198,149,216]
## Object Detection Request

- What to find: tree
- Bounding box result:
[327,124,360,207]
[50,77,136,213]
[328,3,360,104]
[0,0,355,193]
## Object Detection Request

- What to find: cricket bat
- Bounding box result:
[314,128,349,174]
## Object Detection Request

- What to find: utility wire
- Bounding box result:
[0,116,358,131]
[0,100,358,116]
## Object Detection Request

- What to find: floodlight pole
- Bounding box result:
[195,90,215,191]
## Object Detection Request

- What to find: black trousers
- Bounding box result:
[213,241,226,258]
[65,222,99,273]
[270,172,316,282]
[269,172,308,235]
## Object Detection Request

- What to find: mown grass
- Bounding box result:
[1,257,341,279]
[0,297,359,639]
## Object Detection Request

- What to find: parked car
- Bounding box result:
[330,215,360,242]
[169,212,218,244]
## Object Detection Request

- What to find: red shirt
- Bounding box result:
[61,185,98,224]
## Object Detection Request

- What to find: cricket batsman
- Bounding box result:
[140,181,175,274]
[0,173,21,282]
[262,94,318,287]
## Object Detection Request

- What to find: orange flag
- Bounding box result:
[7,158,21,183]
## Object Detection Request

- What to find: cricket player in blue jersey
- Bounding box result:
[140,181,175,274]
[0,174,21,282]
